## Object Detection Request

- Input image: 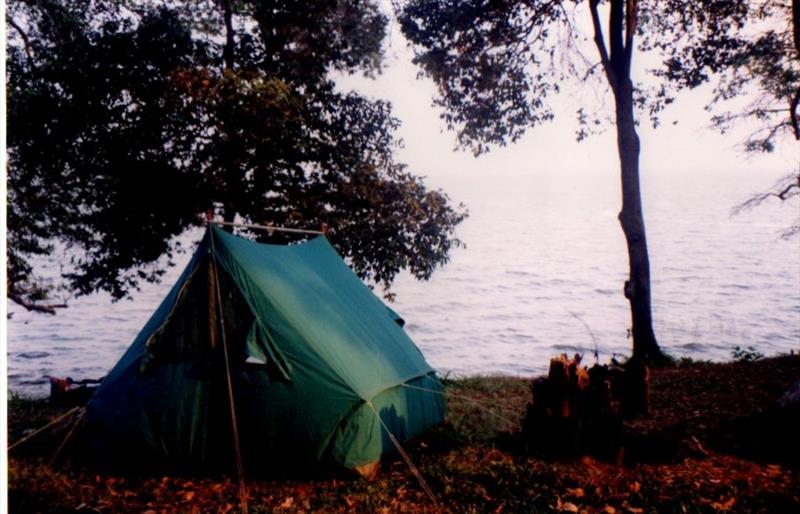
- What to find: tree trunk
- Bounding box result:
[612,78,668,365]
[220,0,237,232]
[588,0,668,365]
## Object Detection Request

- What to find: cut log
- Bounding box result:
[523,353,649,460]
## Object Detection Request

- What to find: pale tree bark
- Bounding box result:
[589,0,668,365]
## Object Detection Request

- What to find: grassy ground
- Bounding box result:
[7,355,800,513]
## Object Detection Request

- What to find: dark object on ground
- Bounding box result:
[716,379,800,466]
[49,377,102,407]
[777,379,800,411]
[48,376,103,407]
[522,354,650,460]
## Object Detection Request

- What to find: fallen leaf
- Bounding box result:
[566,487,585,498]
[711,497,736,511]
[560,502,579,513]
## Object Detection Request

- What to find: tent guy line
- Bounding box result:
[400,382,520,428]
[366,400,438,506]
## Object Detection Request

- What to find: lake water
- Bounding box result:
[7,169,800,397]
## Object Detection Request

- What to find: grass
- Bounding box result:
[7,355,800,513]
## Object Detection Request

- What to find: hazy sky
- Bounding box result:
[340,5,798,193]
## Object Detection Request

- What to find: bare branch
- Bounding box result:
[8,16,37,67]
[8,293,68,315]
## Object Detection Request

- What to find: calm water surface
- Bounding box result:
[7,170,800,397]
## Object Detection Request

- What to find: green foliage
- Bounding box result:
[399,0,798,152]
[6,0,466,306]
[398,0,563,156]
[731,345,765,362]
[641,0,800,152]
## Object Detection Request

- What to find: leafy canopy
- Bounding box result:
[398,0,799,154]
[6,0,467,309]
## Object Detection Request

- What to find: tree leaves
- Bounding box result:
[6,0,466,306]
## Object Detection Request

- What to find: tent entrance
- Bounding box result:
[140,253,286,381]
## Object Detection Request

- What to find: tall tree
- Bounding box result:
[399,0,669,364]
[6,0,466,311]
[647,0,799,236]
[399,0,800,364]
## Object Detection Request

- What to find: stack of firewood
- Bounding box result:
[522,354,649,460]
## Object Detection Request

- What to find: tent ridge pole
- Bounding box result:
[204,217,325,236]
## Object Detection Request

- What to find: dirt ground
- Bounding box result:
[7,354,799,513]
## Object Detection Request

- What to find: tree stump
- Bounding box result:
[522,354,649,460]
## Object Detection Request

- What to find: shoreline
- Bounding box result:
[8,354,800,512]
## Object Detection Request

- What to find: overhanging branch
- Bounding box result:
[8,293,68,315]
[8,17,37,67]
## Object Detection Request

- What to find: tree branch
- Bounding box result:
[623,0,638,76]
[222,0,235,70]
[8,293,67,315]
[608,0,625,74]
[793,0,799,61]
[588,0,616,89]
[775,177,800,200]
[791,0,800,139]
[8,16,37,67]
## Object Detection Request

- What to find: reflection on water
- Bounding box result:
[7,170,800,397]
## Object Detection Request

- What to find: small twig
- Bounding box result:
[569,311,600,363]
[690,436,710,457]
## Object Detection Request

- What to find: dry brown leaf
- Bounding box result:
[560,501,579,513]
[566,487,585,498]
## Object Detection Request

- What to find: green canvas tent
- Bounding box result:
[86,225,443,474]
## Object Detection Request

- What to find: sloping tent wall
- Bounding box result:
[86,226,444,472]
